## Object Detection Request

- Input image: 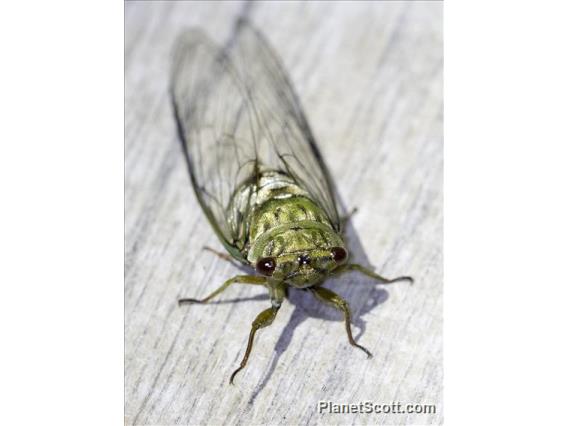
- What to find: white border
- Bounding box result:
[0,2,123,424]
[446,2,568,424]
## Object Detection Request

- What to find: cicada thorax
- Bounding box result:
[228,170,347,288]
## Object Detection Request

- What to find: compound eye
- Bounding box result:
[330,247,348,264]
[256,257,277,276]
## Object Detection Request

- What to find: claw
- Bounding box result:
[353,342,373,358]
[385,275,414,285]
[229,367,242,385]
[178,298,204,306]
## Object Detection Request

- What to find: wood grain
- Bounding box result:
[125,1,442,425]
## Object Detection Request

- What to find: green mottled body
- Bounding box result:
[229,170,345,288]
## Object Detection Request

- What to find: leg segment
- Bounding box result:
[340,207,358,230]
[309,286,372,358]
[203,246,234,263]
[229,305,280,384]
[178,275,266,305]
[336,263,414,285]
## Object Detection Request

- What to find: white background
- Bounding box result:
[0,1,567,425]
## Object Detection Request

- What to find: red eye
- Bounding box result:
[256,257,276,276]
[330,247,348,263]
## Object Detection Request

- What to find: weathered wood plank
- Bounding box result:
[125,1,442,424]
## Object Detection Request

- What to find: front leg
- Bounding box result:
[229,304,280,385]
[309,286,372,358]
[229,281,285,384]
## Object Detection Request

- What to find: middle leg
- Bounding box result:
[178,275,266,305]
[335,263,414,284]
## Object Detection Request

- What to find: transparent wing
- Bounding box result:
[171,20,340,262]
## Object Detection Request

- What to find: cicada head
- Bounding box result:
[254,243,349,288]
[246,195,349,288]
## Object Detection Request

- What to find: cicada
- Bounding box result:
[171,19,412,384]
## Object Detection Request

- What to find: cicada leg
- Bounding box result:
[202,246,234,263]
[339,207,358,230]
[178,275,266,305]
[309,286,372,358]
[229,305,280,385]
[229,282,285,385]
[336,263,414,285]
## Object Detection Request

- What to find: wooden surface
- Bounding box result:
[125,1,442,425]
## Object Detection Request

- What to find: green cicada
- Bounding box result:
[171,19,412,384]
